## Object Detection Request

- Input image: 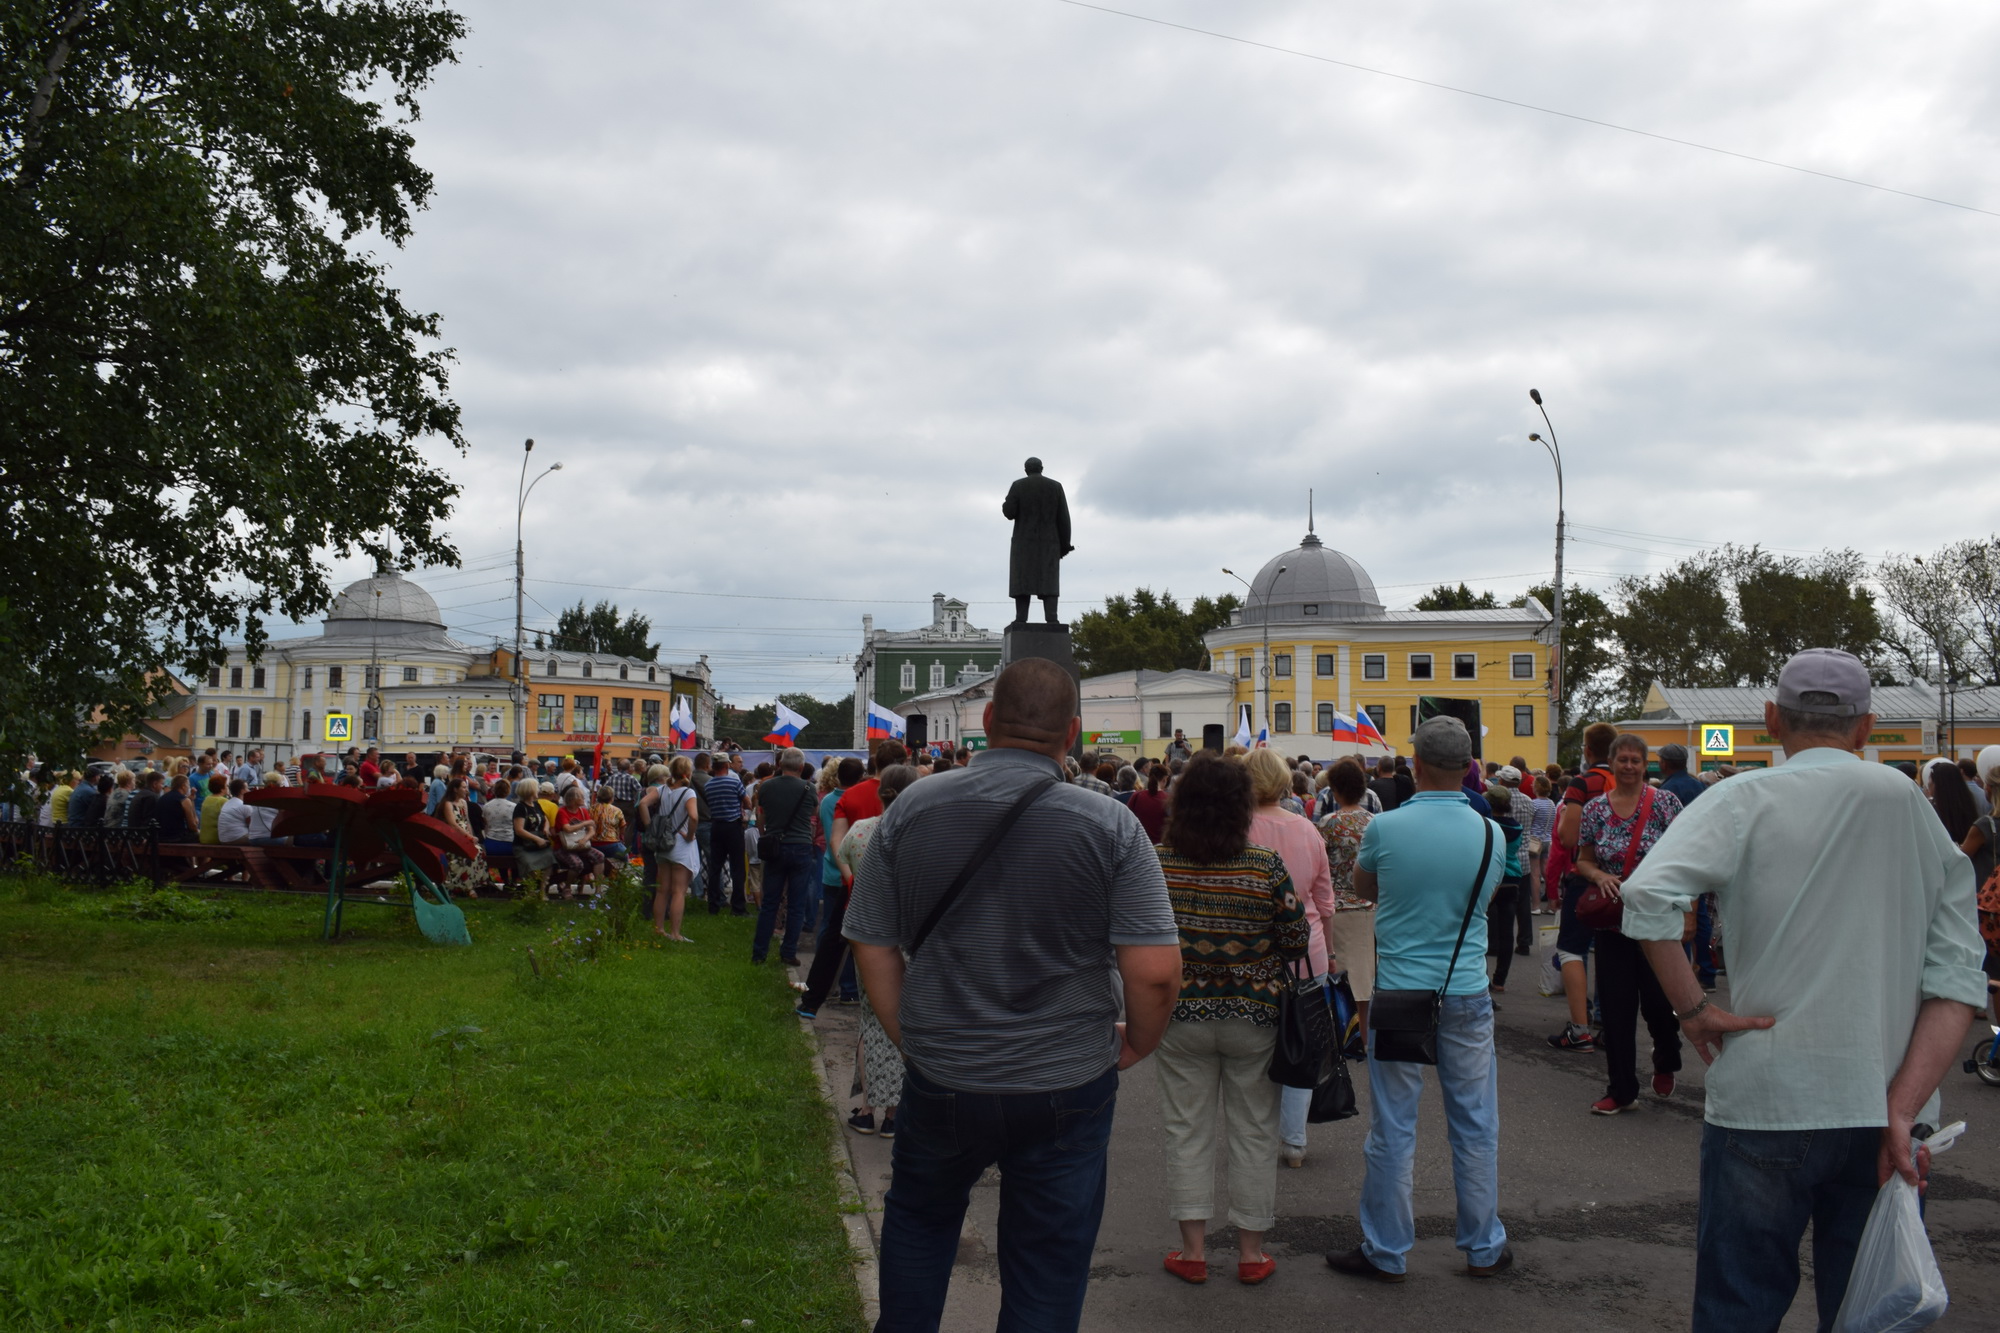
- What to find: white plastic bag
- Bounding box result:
[1831,1123,1962,1333]
[1537,946,1564,997]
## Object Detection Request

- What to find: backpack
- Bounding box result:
[641,789,689,854]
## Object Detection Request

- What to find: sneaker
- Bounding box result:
[794,1006,817,1021]
[847,1110,876,1134]
[878,1114,896,1138]
[1326,1247,1404,1283]
[1547,1025,1597,1053]
[1590,1096,1632,1115]
[834,995,860,1007]
[1652,1073,1676,1099]
[779,955,802,966]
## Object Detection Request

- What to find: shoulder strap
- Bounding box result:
[1437,819,1496,999]
[909,777,1056,957]
[1618,787,1655,880]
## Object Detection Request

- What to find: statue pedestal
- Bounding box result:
[1003,623,1083,760]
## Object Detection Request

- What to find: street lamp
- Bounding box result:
[1529,388,1566,766]
[514,438,562,754]
[1222,564,1286,734]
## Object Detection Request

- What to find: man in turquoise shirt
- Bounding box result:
[1622,648,1986,1332]
[1328,716,1508,1283]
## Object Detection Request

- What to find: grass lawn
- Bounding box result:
[0,875,865,1332]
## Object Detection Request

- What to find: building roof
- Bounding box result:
[324,568,446,638]
[1081,668,1237,693]
[1240,530,1384,623]
[1631,681,1999,726]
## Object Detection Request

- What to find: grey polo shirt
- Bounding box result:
[844,746,1177,1094]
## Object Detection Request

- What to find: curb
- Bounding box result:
[790,962,881,1325]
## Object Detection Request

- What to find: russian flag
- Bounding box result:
[1233,705,1252,749]
[764,700,809,747]
[1354,707,1386,747]
[1328,709,1360,743]
[669,696,696,748]
[1253,726,1270,749]
[865,700,906,742]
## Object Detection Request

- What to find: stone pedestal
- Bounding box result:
[1002,622,1082,759]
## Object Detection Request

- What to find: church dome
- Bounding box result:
[1239,530,1384,623]
[324,568,446,638]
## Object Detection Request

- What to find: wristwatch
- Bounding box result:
[1673,997,1710,1023]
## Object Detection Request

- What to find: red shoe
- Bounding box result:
[1164,1251,1208,1284]
[1590,1095,1632,1115]
[1653,1073,1676,1099]
[1238,1255,1276,1285]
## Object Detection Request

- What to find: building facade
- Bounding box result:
[852,593,1003,747]
[1616,682,2000,769]
[194,568,717,765]
[1204,527,1557,761]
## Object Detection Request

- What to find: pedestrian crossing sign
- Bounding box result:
[1699,725,1733,758]
[324,712,353,743]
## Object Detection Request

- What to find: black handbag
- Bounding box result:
[1266,960,1336,1089]
[1370,821,1495,1065]
[1308,1048,1358,1123]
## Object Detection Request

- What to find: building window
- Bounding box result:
[582,661,593,679]
[1238,656,1253,679]
[1159,711,1173,738]
[252,666,266,690]
[930,662,945,690]
[1316,654,1335,678]
[1408,654,1433,681]
[1512,653,1535,680]
[226,708,241,739]
[618,663,629,680]
[1317,703,1336,733]
[641,698,661,736]
[949,616,959,633]
[303,666,314,688]
[207,667,222,688]
[537,693,564,732]
[229,666,243,689]
[327,665,343,689]
[489,714,503,736]
[1514,705,1535,737]
[647,666,657,682]
[363,666,380,688]
[1303,604,1319,615]
[422,713,436,735]
[472,714,484,734]
[1364,705,1386,736]
[1453,653,1476,680]
[900,661,916,690]
[546,659,558,676]
[248,708,262,739]
[1274,702,1293,733]
[1273,653,1292,678]
[401,666,417,683]
[611,697,634,734]
[178,728,188,746]
[302,710,311,739]
[1363,654,1386,680]
[204,707,218,736]
[573,695,599,733]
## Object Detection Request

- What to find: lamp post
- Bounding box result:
[514,438,562,754]
[1529,389,1566,767]
[1222,564,1286,734]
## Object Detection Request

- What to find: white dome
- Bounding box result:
[324,569,445,638]
[1241,531,1384,623]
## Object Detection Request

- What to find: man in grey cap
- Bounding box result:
[1327,714,1509,1282]
[1620,648,1986,1331]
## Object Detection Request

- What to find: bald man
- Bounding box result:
[846,657,1180,1330]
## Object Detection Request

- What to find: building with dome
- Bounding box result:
[1204,526,1556,761]
[192,566,717,766]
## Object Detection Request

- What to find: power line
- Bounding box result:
[1051,0,2000,221]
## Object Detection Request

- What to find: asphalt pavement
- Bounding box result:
[801,931,2000,1332]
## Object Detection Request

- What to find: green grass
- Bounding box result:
[0,876,864,1332]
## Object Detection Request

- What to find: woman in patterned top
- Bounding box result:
[1316,757,1376,1036]
[1576,732,1685,1115]
[1153,752,1308,1288]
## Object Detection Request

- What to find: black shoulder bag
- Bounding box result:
[1370,820,1495,1065]
[907,778,1056,957]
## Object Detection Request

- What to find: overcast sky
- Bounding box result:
[308,0,2000,707]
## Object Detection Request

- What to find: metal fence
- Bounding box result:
[0,822,161,888]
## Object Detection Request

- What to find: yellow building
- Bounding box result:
[1204,528,1556,762]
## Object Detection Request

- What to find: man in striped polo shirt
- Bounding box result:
[846,658,1181,1332]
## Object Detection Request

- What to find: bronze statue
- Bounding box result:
[1002,457,1072,626]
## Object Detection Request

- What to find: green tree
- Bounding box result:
[1511,583,1616,762]
[550,601,658,661]
[1072,588,1242,676]
[0,0,467,784]
[1415,582,1498,611]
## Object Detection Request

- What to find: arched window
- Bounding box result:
[900,661,916,690]
[472,714,485,734]
[1317,703,1336,734]
[422,714,436,735]
[619,663,629,680]
[646,666,656,682]
[1273,702,1293,733]
[490,714,503,734]
[582,661,593,678]
[546,659,558,676]
[929,662,945,690]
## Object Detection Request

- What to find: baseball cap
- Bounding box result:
[1492,764,1523,786]
[1775,648,1871,717]
[1411,716,1473,770]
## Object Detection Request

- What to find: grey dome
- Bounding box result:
[1241,531,1384,623]
[324,569,446,638]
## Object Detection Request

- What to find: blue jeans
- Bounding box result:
[752,842,813,962]
[1694,1123,1880,1333]
[1360,992,1506,1273]
[877,1062,1118,1333]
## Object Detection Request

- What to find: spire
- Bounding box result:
[1300,488,1323,548]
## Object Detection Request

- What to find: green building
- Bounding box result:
[852,594,1002,747]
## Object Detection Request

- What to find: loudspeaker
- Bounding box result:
[1202,724,1225,753]
[1416,697,1483,757]
[906,714,928,748]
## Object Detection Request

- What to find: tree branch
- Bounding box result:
[14,0,102,190]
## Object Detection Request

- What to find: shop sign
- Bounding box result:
[1086,730,1142,747]
[964,735,988,751]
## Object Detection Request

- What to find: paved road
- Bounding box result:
[804,935,2000,1331]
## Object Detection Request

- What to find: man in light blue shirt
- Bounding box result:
[1328,716,1508,1283]
[1622,649,1986,1332]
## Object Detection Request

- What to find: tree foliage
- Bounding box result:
[1876,539,2000,686]
[1415,582,1498,611]
[0,0,466,781]
[712,693,854,750]
[550,601,658,661]
[1072,588,1242,676]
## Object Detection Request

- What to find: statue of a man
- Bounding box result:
[1002,457,1072,626]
